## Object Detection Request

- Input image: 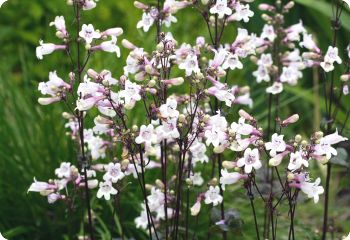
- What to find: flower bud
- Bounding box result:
[294,134,302,143]
[134,1,149,10]
[155,179,165,189]
[191,201,201,216]
[185,178,193,186]
[121,39,136,50]
[201,0,209,5]
[222,161,236,169]
[282,114,299,126]
[238,109,254,121]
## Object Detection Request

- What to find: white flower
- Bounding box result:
[233,3,254,23]
[300,178,324,203]
[222,53,243,70]
[220,169,242,190]
[343,232,350,240]
[0,0,7,8]
[210,0,232,19]
[159,97,179,118]
[344,0,350,7]
[324,46,342,64]
[280,65,302,86]
[38,71,70,97]
[82,0,97,10]
[147,187,164,211]
[265,133,286,157]
[178,53,200,76]
[79,24,101,44]
[36,40,65,60]
[230,117,254,135]
[237,148,262,173]
[135,206,149,229]
[97,181,118,200]
[50,16,67,38]
[258,53,273,67]
[0,232,7,240]
[135,124,157,146]
[156,117,180,141]
[261,24,276,42]
[314,129,348,159]
[55,162,71,178]
[190,172,204,186]
[28,178,55,193]
[320,60,335,72]
[119,80,141,109]
[204,186,223,206]
[253,65,270,83]
[190,201,201,216]
[299,33,318,51]
[288,151,309,171]
[266,82,283,95]
[100,36,121,57]
[103,163,125,183]
[208,87,235,107]
[137,12,155,32]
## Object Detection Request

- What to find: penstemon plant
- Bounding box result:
[27,0,349,239]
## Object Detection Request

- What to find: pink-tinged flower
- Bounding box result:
[119,80,141,109]
[261,24,276,42]
[47,193,62,204]
[232,3,254,23]
[38,71,70,97]
[55,162,72,178]
[147,187,165,211]
[82,0,97,10]
[97,181,118,200]
[135,205,148,229]
[220,169,245,190]
[207,86,235,107]
[36,40,66,60]
[156,117,180,141]
[103,163,125,183]
[314,129,348,159]
[288,151,308,171]
[269,150,290,166]
[137,12,154,32]
[230,117,254,135]
[266,82,283,95]
[300,178,324,203]
[222,53,243,70]
[28,178,57,193]
[79,24,101,45]
[237,148,262,173]
[210,0,232,19]
[76,95,105,111]
[135,124,157,146]
[299,33,319,53]
[280,65,302,86]
[253,65,270,83]
[159,97,179,118]
[321,46,342,72]
[265,133,286,157]
[50,16,68,38]
[163,0,190,14]
[178,53,200,76]
[204,186,223,206]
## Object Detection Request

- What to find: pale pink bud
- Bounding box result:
[134,1,148,10]
[281,114,299,126]
[162,77,184,86]
[238,109,254,121]
[258,4,275,11]
[38,97,61,105]
[122,39,137,50]
[102,27,123,37]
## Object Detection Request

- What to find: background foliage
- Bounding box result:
[0,0,349,239]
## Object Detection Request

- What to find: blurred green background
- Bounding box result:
[0,0,349,239]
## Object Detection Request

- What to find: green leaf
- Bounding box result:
[294,0,350,32]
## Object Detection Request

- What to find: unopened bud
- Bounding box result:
[155,179,165,189]
[222,161,236,169]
